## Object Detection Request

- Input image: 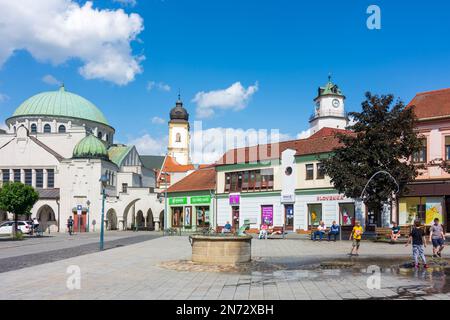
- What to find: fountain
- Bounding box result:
[189,219,252,265]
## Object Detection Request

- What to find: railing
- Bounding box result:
[310,111,348,121]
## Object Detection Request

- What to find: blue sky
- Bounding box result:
[1,0,450,159]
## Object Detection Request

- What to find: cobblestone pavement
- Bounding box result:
[0,232,162,273]
[0,237,449,300]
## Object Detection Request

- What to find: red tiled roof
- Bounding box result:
[407,87,450,120]
[216,127,351,166]
[167,167,216,193]
[162,156,195,173]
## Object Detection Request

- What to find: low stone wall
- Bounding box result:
[191,235,252,265]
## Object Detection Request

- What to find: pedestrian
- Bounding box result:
[259,223,268,239]
[349,220,363,256]
[406,220,428,269]
[67,216,74,235]
[32,217,39,234]
[429,218,445,258]
[328,221,340,241]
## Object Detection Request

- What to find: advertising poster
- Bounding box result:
[426,198,443,225]
[261,205,274,226]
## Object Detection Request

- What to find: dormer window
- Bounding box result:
[44,124,51,133]
[58,125,66,133]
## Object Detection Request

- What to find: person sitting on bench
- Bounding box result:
[222,221,232,234]
[259,223,269,239]
[328,221,340,241]
[313,221,327,241]
[390,222,401,242]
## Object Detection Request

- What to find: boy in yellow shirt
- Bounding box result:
[349,221,364,256]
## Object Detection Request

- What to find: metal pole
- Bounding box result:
[100,187,105,251]
[86,205,90,233]
[164,186,168,231]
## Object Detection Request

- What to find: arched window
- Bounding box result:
[97,131,102,140]
[176,133,181,143]
[58,125,66,133]
[44,124,51,133]
[105,134,109,142]
[30,124,37,133]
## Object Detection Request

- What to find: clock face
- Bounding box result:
[332,99,340,108]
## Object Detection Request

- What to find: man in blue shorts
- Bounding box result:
[430,218,445,258]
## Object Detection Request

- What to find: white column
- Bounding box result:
[9,169,13,182]
[20,169,25,184]
[43,169,48,189]
[32,169,36,188]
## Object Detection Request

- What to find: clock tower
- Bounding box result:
[168,95,191,165]
[309,76,348,135]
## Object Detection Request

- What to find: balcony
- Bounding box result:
[310,111,347,122]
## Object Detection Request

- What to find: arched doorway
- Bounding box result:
[146,209,154,231]
[106,209,118,231]
[122,199,140,230]
[136,210,145,230]
[36,205,56,232]
[159,210,165,230]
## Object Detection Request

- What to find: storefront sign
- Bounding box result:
[281,194,295,203]
[317,195,344,201]
[229,193,240,205]
[261,205,274,226]
[190,195,211,205]
[169,197,187,206]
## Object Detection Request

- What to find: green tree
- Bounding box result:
[0,182,39,237]
[321,92,423,223]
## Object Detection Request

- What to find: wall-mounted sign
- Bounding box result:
[281,194,295,203]
[317,195,344,202]
[229,193,240,205]
[169,197,188,206]
[190,195,211,205]
[76,205,83,216]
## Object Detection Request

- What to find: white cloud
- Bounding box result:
[42,74,61,86]
[113,0,137,7]
[147,81,171,92]
[127,133,167,155]
[0,0,144,85]
[296,129,311,139]
[0,93,9,103]
[190,123,293,164]
[151,116,165,125]
[193,82,259,119]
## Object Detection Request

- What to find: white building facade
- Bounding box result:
[0,86,164,232]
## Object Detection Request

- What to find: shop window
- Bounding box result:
[306,164,314,180]
[172,207,184,227]
[412,139,427,163]
[47,169,55,188]
[43,124,51,133]
[339,203,355,226]
[261,205,274,226]
[446,136,450,161]
[2,169,10,183]
[184,206,192,227]
[35,169,43,188]
[417,204,426,225]
[13,169,21,182]
[30,124,37,134]
[316,163,325,180]
[196,206,210,227]
[24,169,32,186]
[308,204,322,227]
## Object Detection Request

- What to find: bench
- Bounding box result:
[375,225,411,242]
[163,228,181,236]
[310,226,330,240]
[267,226,285,239]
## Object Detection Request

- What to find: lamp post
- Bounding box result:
[160,171,169,232]
[99,175,108,251]
[86,200,91,233]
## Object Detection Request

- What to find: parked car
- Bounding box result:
[0,221,32,235]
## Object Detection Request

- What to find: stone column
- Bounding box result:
[43,170,48,189]
[20,169,25,184]
[9,169,13,182]
[154,221,160,232]
[32,169,36,188]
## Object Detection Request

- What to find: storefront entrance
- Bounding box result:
[196,206,210,227]
[284,204,294,231]
[73,213,87,233]
[232,206,240,231]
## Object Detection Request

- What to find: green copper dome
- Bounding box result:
[11,86,109,126]
[73,135,109,160]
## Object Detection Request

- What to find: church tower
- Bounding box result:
[309,76,348,135]
[168,95,191,165]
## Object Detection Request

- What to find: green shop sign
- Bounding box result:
[190,195,211,205]
[169,197,188,205]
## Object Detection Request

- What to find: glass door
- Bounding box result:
[285,204,294,231]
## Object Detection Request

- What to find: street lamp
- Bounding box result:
[160,171,169,232]
[99,174,108,251]
[86,200,91,233]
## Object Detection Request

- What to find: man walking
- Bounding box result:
[67,216,74,235]
[406,220,428,269]
[430,218,445,258]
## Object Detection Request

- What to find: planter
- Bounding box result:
[190,235,252,265]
